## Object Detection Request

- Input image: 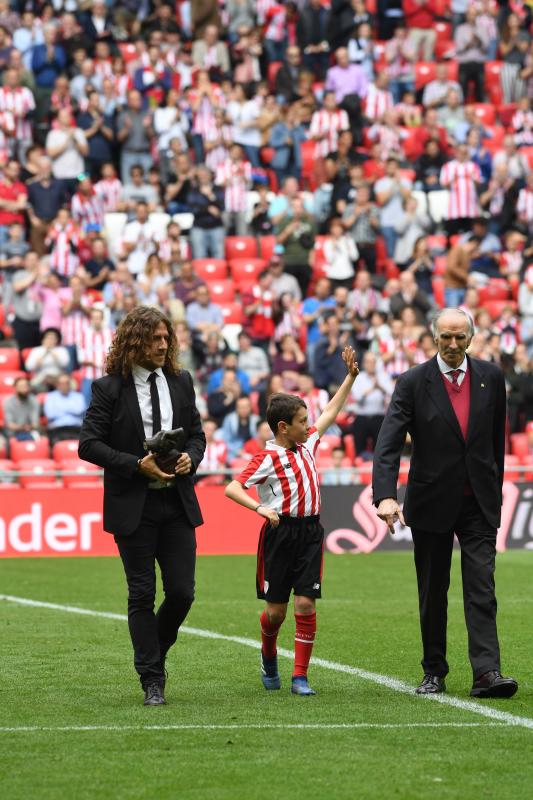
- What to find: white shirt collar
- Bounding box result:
[132,364,164,383]
[436,354,467,375]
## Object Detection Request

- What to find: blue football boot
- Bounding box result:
[291,676,316,696]
[261,651,281,690]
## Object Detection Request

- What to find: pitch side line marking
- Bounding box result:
[0,723,508,734]
[2,594,532,731]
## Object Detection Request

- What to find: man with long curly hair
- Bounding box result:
[79,306,206,706]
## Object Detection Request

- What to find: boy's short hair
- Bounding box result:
[267,393,306,433]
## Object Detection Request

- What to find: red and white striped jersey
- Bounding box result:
[367,122,406,161]
[517,187,533,222]
[47,222,81,277]
[0,86,35,141]
[237,427,322,517]
[364,84,393,121]
[309,108,350,158]
[0,109,15,154]
[94,177,123,213]
[60,304,92,347]
[439,159,481,220]
[71,191,106,229]
[215,158,253,212]
[264,3,287,41]
[256,0,275,25]
[77,325,114,381]
[200,440,228,472]
[379,337,415,378]
[189,87,225,137]
[295,388,329,426]
[94,58,113,81]
[205,123,233,172]
[111,73,132,105]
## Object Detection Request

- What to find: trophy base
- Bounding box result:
[154,450,182,473]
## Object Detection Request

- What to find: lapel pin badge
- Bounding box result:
[481,383,485,388]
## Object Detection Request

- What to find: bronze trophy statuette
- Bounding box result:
[144,427,186,473]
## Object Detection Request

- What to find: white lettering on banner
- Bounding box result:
[0,504,102,554]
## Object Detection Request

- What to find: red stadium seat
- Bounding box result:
[208,280,235,303]
[221,303,244,325]
[59,459,102,487]
[0,348,21,371]
[355,459,373,485]
[10,436,50,462]
[432,278,445,308]
[434,21,452,39]
[52,439,81,461]
[415,62,436,90]
[117,42,138,63]
[478,280,510,303]
[484,300,517,320]
[485,62,503,105]
[433,255,447,276]
[0,370,26,393]
[230,258,268,285]
[503,455,521,482]
[427,234,447,254]
[434,38,454,60]
[473,103,496,125]
[498,103,518,127]
[343,434,356,463]
[510,433,529,458]
[225,236,258,260]
[17,459,62,488]
[192,259,228,281]
[0,458,15,483]
[259,235,277,261]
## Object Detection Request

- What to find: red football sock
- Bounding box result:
[260,610,282,659]
[293,612,316,678]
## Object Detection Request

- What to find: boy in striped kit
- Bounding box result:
[225,346,359,696]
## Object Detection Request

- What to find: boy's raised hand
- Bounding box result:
[342,346,359,378]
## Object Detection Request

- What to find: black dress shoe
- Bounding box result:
[143,681,166,706]
[470,671,518,699]
[416,674,446,694]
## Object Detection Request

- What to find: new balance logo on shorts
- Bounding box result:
[264,581,269,594]
[313,583,320,590]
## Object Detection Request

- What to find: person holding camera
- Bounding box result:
[276,196,316,297]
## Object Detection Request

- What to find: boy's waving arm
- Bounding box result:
[315,347,359,437]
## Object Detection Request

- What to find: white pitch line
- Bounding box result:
[0,723,507,734]
[1,594,532,732]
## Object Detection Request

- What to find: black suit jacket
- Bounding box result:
[78,370,206,536]
[372,356,506,532]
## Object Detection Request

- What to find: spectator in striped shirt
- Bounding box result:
[224,345,359,696]
[77,306,114,405]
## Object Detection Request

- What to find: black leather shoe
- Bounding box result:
[416,674,446,694]
[470,671,518,699]
[143,681,166,706]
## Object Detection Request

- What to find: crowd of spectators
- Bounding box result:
[0,0,533,485]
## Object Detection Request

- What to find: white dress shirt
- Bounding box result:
[437,353,467,386]
[132,364,173,438]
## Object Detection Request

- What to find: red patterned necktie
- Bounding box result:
[449,369,461,385]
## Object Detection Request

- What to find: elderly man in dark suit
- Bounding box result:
[79,307,206,706]
[372,308,517,699]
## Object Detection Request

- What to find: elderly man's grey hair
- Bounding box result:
[431,308,474,338]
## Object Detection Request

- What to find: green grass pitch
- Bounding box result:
[1,551,532,800]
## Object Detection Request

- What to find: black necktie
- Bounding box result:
[148,372,161,435]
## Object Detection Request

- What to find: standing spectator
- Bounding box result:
[314,312,352,391]
[404,236,434,297]
[121,201,158,276]
[263,2,288,64]
[77,91,115,180]
[0,68,35,162]
[394,195,431,269]
[374,156,413,257]
[274,45,304,103]
[215,143,252,236]
[454,6,490,102]
[187,166,225,259]
[71,175,105,231]
[440,143,482,235]
[323,217,358,290]
[60,274,92,358]
[77,307,114,406]
[342,183,380,273]
[422,62,464,109]
[385,24,415,104]
[191,24,230,77]
[27,156,67,254]
[242,269,276,351]
[84,236,113,291]
[269,105,307,185]
[389,270,432,324]
[403,0,437,60]
[445,237,480,306]
[3,376,40,445]
[0,160,27,248]
[325,46,368,104]
[301,277,336,369]
[45,207,81,280]
[297,0,331,79]
[46,108,89,193]
[43,372,87,445]
[226,83,262,168]
[133,44,172,106]
[11,250,42,349]
[349,350,394,457]
[276,196,316,296]
[79,0,113,47]
[309,90,350,159]
[499,13,530,104]
[31,24,67,123]
[117,89,154,183]
[94,162,123,214]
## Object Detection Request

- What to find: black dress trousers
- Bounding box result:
[411,494,501,680]
[114,488,197,686]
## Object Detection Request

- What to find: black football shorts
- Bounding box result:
[256,515,325,603]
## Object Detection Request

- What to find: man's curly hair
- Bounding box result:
[106,306,180,378]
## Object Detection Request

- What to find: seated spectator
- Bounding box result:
[174,261,205,307]
[272,333,307,390]
[43,372,87,445]
[389,270,432,324]
[519,266,533,356]
[236,331,270,392]
[466,128,492,188]
[459,218,502,282]
[374,156,413,258]
[25,327,70,391]
[197,417,228,484]
[243,419,273,457]
[309,90,350,160]
[84,236,113,290]
[393,196,431,270]
[119,164,159,217]
[404,236,434,297]
[186,284,224,342]
[295,372,329,426]
[133,44,172,106]
[274,44,304,103]
[121,201,159,276]
[3,375,40,444]
[314,313,352,391]
[415,138,446,193]
[137,254,173,306]
[480,163,519,235]
[206,350,250,396]
[492,135,529,183]
[321,446,355,485]
[273,292,303,344]
[206,367,242,425]
[220,395,260,461]
[241,269,276,351]
[268,254,302,302]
